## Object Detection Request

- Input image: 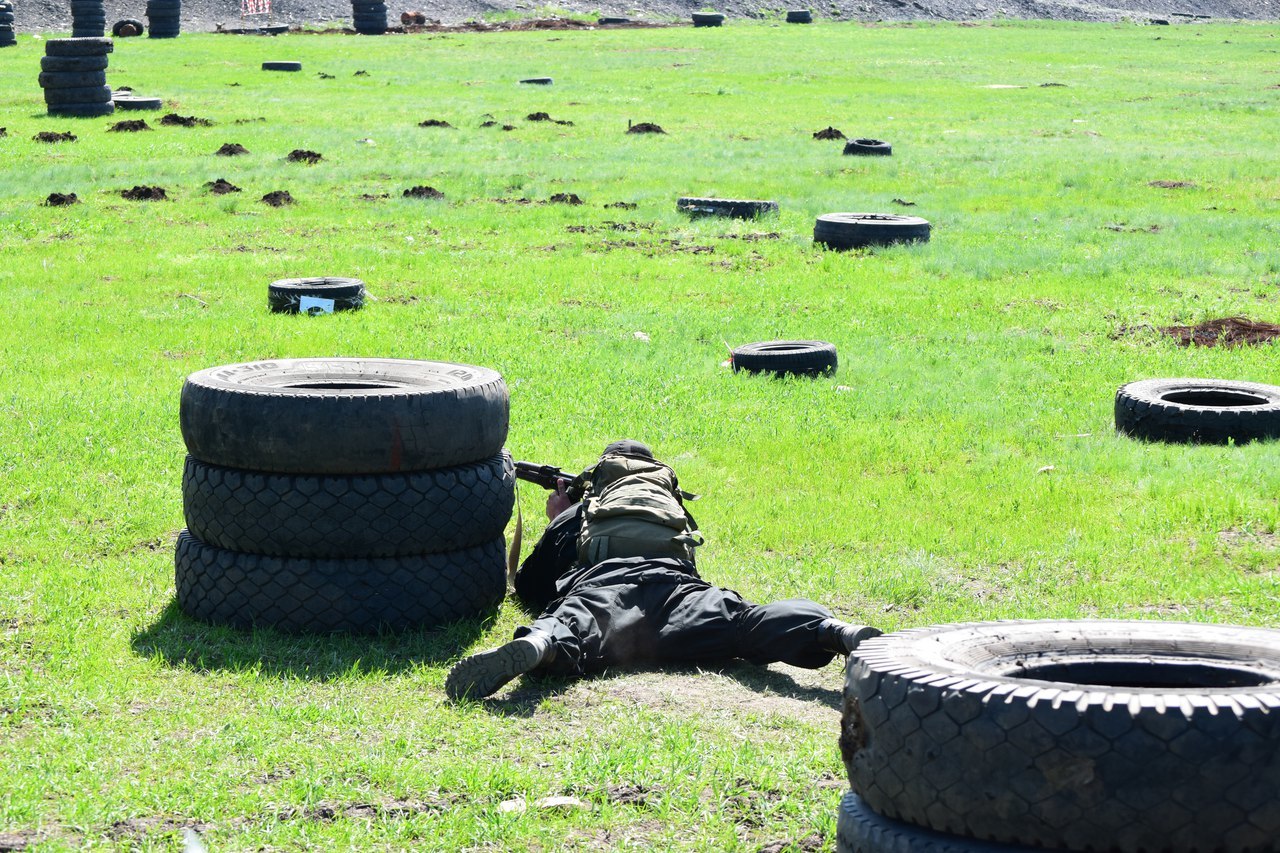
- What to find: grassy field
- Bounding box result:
[2,17,1280,850]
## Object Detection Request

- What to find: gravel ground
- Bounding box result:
[10,0,1277,39]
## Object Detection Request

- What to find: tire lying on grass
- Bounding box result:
[677,197,778,219]
[267,276,366,313]
[182,452,516,558]
[841,619,1280,853]
[179,358,510,475]
[262,60,302,71]
[1115,378,1280,445]
[692,12,724,25]
[731,340,837,377]
[113,93,163,110]
[836,791,1045,853]
[786,9,813,22]
[814,213,930,250]
[175,531,506,633]
[112,17,145,35]
[843,137,892,156]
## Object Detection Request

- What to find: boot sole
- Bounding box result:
[445,638,544,700]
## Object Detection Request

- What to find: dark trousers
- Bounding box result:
[515,564,837,677]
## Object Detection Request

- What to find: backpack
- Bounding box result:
[574,453,703,567]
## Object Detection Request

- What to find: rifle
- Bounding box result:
[513,461,586,502]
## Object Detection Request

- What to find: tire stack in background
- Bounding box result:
[41,38,114,118]
[0,3,16,48]
[352,0,387,34]
[176,358,514,634]
[145,0,180,38]
[70,0,106,36]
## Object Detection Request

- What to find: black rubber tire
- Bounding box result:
[113,94,162,110]
[836,791,1048,853]
[692,12,724,25]
[70,1,106,10]
[785,9,812,22]
[41,54,109,71]
[47,101,115,117]
[182,452,515,558]
[354,27,387,34]
[145,0,180,11]
[843,138,892,156]
[267,276,366,314]
[112,18,145,35]
[731,340,837,377]
[1114,377,1280,445]
[43,84,112,105]
[148,29,180,37]
[44,37,113,55]
[39,70,107,88]
[146,14,179,24]
[180,358,510,475]
[174,531,506,634]
[677,197,778,219]
[351,1,387,9]
[519,77,552,85]
[814,213,931,250]
[262,60,302,71]
[842,619,1280,853]
[598,16,629,23]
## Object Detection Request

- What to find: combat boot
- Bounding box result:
[445,630,555,700]
[818,619,882,656]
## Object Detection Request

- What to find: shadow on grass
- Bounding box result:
[717,661,844,711]
[131,597,494,680]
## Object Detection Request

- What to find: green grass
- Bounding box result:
[2,18,1280,850]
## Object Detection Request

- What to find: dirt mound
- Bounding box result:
[0,128,7,138]
[1149,179,1197,189]
[418,119,453,128]
[480,121,516,130]
[262,190,295,206]
[549,192,583,205]
[813,126,845,140]
[44,192,79,206]
[216,143,249,156]
[160,113,213,127]
[605,201,637,210]
[34,131,76,143]
[403,185,444,199]
[287,149,322,164]
[1162,317,1280,348]
[627,122,665,134]
[206,178,242,194]
[109,119,151,132]
[121,185,167,201]
[526,111,552,121]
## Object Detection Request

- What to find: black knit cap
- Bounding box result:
[602,439,653,459]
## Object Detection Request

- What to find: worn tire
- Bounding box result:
[844,137,892,156]
[786,9,812,22]
[113,94,162,110]
[47,101,115,117]
[41,54,109,71]
[842,619,1280,853]
[731,340,837,377]
[112,18,145,35]
[519,77,552,85]
[180,358,510,475]
[692,12,724,25]
[267,276,366,314]
[598,15,630,23]
[38,70,107,88]
[44,37,113,56]
[837,791,1047,853]
[1115,378,1280,445]
[182,452,515,558]
[677,197,778,219]
[262,60,302,71]
[174,531,506,633]
[815,213,930,250]
[43,85,112,105]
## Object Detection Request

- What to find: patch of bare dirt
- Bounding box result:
[1220,529,1280,549]
[492,196,534,205]
[287,149,322,164]
[0,830,35,851]
[44,192,79,207]
[549,192,583,205]
[627,121,665,134]
[1149,179,1197,189]
[718,231,780,242]
[108,119,151,132]
[812,126,845,140]
[526,111,574,125]
[34,131,75,143]
[758,834,824,852]
[232,117,265,125]
[1040,81,1068,87]
[605,201,637,210]
[215,142,249,156]
[604,783,658,805]
[354,69,369,76]
[360,192,390,200]
[160,113,213,127]
[418,118,453,128]
[403,185,444,199]
[567,221,651,234]
[317,71,334,79]
[1103,222,1161,233]
[1161,316,1280,347]
[205,178,242,194]
[120,185,167,201]
[278,797,453,822]
[106,818,208,841]
[261,190,295,206]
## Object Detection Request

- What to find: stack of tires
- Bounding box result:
[145,0,180,38]
[41,38,114,118]
[70,0,106,37]
[175,358,514,634]
[352,0,387,34]
[838,620,1280,852]
[0,3,16,47]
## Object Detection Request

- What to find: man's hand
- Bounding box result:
[546,480,574,520]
